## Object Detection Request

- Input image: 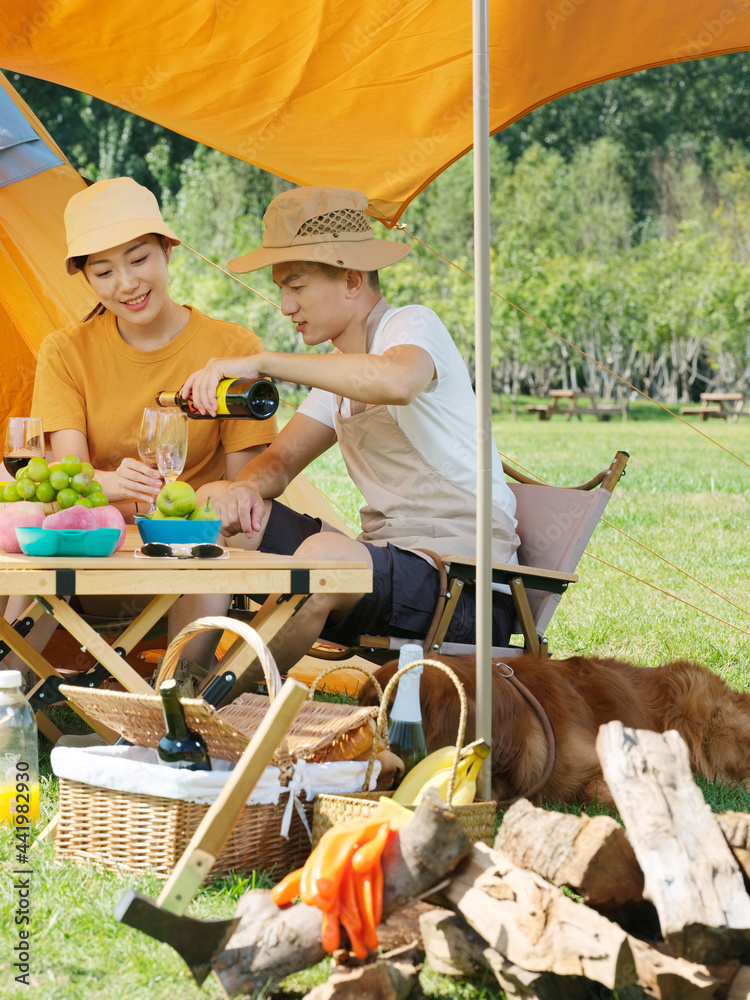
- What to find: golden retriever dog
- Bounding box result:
[360,653,750,808]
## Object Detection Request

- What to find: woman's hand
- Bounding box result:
[100,459,162,504]
[180,355,266,416]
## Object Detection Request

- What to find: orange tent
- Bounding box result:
[0,74,96,439]
[1,1,749,225]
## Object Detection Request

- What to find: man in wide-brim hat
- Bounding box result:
[183,186,520,671]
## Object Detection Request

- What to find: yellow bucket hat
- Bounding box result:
[64,177,181,275]
[227,187,410,274]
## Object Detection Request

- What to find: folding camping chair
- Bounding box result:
[310,449,629,666]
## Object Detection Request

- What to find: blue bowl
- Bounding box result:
[134,516,222,546]
[15,527,121,557]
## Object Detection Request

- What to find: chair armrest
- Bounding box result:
[441,554,578,595]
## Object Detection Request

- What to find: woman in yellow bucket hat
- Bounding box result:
[33,176,275,508]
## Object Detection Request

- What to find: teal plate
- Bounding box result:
[15,527,121,557]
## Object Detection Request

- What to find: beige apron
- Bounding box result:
[333,302,519,565]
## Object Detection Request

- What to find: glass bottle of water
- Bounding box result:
[0,671,39,827]
[388,644,427,777]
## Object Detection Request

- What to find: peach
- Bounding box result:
[0,502,46,553]
[43,506,97,531]
[91,505,127,550]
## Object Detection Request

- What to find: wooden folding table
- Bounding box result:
[0,526,371,740]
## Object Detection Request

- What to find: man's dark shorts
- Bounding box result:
[259,500,515,647]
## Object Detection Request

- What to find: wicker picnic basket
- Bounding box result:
[54,617,379,879]
[311,659,497,846]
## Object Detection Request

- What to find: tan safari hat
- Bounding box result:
[64,177,181,274]
[227,187,411,273]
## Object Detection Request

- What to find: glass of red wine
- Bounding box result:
[3,417,44,479]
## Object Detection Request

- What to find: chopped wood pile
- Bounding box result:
[212,720,750,999]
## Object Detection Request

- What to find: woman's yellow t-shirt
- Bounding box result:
[31,307,277,492]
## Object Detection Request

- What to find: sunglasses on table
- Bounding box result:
[139,542,226,559]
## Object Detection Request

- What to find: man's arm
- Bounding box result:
[224,444,267,480]
[181,344,436,416]
[216,413,337,537]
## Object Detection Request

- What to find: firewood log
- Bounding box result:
[596,722,750,965]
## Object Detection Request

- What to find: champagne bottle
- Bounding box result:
[157,679,212,771]
[388,643,427,778]
[155,377,278,420]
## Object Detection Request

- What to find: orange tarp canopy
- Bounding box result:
[0,75,96,437]
[1,1,750,225]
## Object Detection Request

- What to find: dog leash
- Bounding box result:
[493,660,558,807]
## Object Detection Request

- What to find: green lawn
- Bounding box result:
[1,405,748,1000]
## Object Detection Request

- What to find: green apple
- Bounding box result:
[148,510,168,519]
[156,481,197,517]
[188,497,220,521]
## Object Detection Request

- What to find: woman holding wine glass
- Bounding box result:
[30,177,276,518]
[1,177,277,676]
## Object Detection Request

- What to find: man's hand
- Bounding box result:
[180,355,266,416]
[213,481,268,538]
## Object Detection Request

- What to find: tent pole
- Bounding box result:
[473,0,492,800]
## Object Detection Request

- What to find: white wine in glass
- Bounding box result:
[155,410,189,485]
[3,417,44,478]
[138,407,162,512]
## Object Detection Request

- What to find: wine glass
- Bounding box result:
[137,407,162,512]
[155,410,189,485]
[3,417,44,479]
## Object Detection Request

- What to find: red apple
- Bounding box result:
[0,502,46,553]
[90,505,126,550]
[43,506,97,531]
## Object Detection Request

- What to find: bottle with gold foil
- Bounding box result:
[155,377,278,420]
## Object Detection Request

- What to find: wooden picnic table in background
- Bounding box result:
[680,392,749,422]
[527,389,628,422]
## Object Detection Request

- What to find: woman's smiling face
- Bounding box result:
[83,234,172,330]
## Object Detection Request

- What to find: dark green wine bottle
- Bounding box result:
[155,377,278,420]
[157,679,212,771]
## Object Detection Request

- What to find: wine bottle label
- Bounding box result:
[216,379,232,416]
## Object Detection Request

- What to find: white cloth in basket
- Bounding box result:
[50,745,381,808]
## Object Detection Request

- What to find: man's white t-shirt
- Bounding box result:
[297,304,518,536]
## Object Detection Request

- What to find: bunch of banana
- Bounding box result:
[392,740,490,806]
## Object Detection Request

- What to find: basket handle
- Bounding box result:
[362,658,468,804]
[157,616,282,700]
